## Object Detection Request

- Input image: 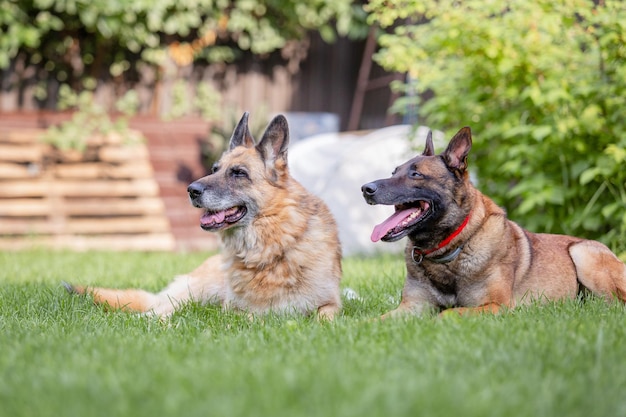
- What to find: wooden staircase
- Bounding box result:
[0,127,175,251]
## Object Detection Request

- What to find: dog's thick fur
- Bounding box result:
[362,127,626,317]
[67,113,342,319]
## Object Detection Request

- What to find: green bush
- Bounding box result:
[39,87,141,151]
[1,0,362,100]
[367,0,626,256]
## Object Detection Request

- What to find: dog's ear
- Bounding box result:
[443,127,472,174]
[256,114,289,166]
[422,131,435,156]
[229,112,256,150]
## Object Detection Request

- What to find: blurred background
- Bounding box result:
[1,0,625,257]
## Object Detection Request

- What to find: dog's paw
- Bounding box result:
[317,303,339,321]
[439,303,503,318]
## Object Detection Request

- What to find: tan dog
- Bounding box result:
[362,127,626,317]
[66,113,342,319]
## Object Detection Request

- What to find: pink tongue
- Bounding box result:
[201,210,226,227]
[371,208,420,242]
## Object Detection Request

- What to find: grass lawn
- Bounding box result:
[1,249,625,417]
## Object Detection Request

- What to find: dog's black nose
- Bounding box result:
[361,182,378,196]
[187,181,204,199]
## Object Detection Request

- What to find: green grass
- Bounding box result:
[1,250,625,417]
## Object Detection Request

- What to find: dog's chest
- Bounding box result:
[414,260,483,307]
[422,266,459,306]
[223,260,315,313]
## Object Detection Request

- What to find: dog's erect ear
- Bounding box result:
[442,127,472,173]
[229,112,256,150]
[256,114,289,165]
[422,131,435,156]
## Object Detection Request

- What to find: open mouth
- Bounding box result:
[371,200,431,242]
[200,206,247,231]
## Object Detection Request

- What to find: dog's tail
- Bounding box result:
[63,282,159,313]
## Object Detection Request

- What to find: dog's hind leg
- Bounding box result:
[147,259,227,316]
[64,283,161,313]
[65,254,227,317]
[569,240,626,302]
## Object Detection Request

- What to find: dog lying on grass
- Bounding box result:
[362,126,626,317]
[66,113,342,319]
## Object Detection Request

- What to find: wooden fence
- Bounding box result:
[0,127,175,250]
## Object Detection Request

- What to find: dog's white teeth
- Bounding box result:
[400,209,422,226]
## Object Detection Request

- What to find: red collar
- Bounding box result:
[413,212,472,257]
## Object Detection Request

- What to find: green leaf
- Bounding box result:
[531,125,552,141]
[579,167,600,186]
[602,202,620,218]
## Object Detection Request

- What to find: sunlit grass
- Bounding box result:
[1,250,625,417]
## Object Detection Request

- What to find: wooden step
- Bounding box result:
[0,128,44,144]
[0,234,176,251]
[0,144,46,162]
[0,197,165,217]
[0,215,170,235]
[0,162,42,179]
[52,160,154,179]
[0,179,160,198]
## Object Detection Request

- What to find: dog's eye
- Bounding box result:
[229,167,249,178]
[409,170,423,179]
[211,164,220,174]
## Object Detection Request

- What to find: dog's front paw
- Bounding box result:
[380,304,433,320]
[439,303,503,317]
[317,303,339,321]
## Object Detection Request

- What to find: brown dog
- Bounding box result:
[362,127,626,317]
[66,113,342,319]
